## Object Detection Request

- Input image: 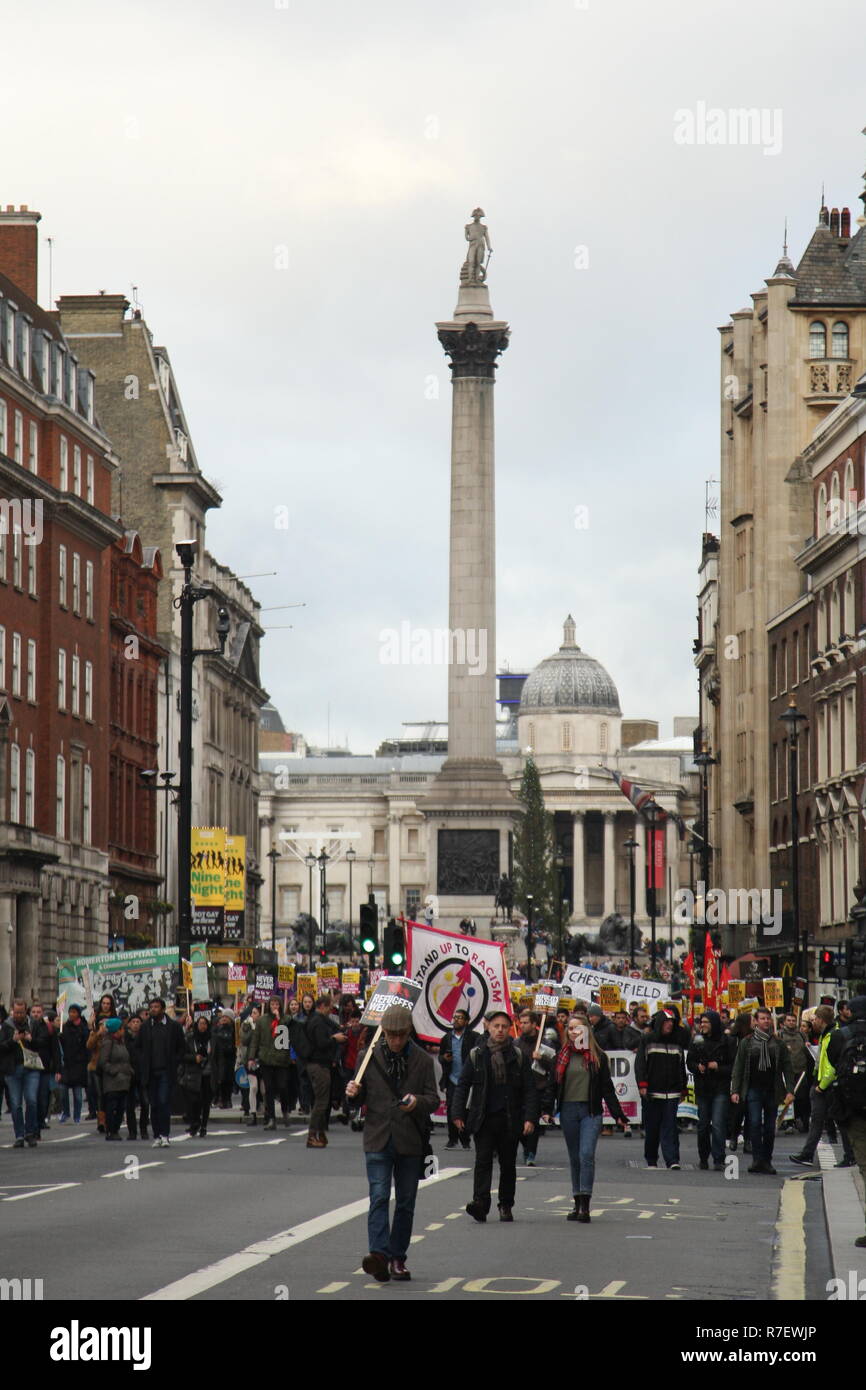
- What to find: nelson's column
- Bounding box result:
[423,210,517,931]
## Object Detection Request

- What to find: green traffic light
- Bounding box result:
[390,951,404,966]
[361,937,376,953]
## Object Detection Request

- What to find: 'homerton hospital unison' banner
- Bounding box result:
[57,948,180,1016]
[561,963,671,1007]
[406,920,512,1043]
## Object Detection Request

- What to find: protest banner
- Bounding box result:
[405,920,512,1043]
[763,978,784,1010]
[224,834,246,943]
[602,1050,641,1125]
[191,942,209,1003]
[317,962,339,993]
[561,963,670,1007]
[533,981,561,1013]
[190,826,226,942]
[341,968,361,996]
[182,959,193,992]
[356,976,423,1084]
[297,972,317,1000]
[56,990,69,1026]
[58,949,179,1015]
[727,979,746,1006]
[251,970,277,1002]
[559,995,577,1012]
[599,983,622,1014]
[277,965,295,988]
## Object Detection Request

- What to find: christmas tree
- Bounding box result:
[512,756,557,923]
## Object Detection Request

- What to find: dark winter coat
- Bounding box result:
[179,1029,212,1092]
[686,1011,736,1098]
[248,1010,291,1069]
[211,1021,237,1085]
[29,1017,61,1074]
[97,1035,134,1094]
[305,1011,339,1066]
[60,1018,91,1087]
[139,1014,185,1085]
[439,1026,482,1089]
[452,1037,540,1136]
[609,1023,643,1052]
[350,1038,439,1155]
[591,1016,620,1052]
[731,1031,795,1106]
[636,1011,688,1100]
[0,1018,30,1076]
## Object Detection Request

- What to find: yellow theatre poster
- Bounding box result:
[224,834,246,944]
[191,827,226,943]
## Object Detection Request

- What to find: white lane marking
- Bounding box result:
[318,1281,350,1293]
[45,1133,90,1143]
[425,1222,444,1231]
[429,1277,462,1293]
[445,1212,463,1219]
[178,1148,230,1161]
[239,1139,286,1148]
[141,1166,464,1301]
[102,1162,164,1178]
[410,1235,425,1244]
[3,1183,80,1202]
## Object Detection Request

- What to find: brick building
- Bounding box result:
[0,206,120,1003]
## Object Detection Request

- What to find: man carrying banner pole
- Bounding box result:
[346,1003,439,1283]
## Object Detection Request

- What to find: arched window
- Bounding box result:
[845,457,855,507]
[809,321,827,359]
[817,483,827,537]
[844,573,855,634]
[832,321,849,359]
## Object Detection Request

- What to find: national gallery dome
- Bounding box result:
[519,616,621,716]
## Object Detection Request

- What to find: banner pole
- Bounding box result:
[354,1025,383,1084]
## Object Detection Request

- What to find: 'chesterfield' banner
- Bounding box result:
[406,920,513,1043]
[561,963,671,1006]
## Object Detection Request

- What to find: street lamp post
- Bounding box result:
[346,846,356,951]
[693,743,717,962]
[305,851,317,967]
[554,851,565,966]
[267,845,279,953]
[525,894,534,984]
[780,699,809,1003]
[643,802,661,977]
[318,849,330,960]
[623,836,638,967]
[175,539,230,963]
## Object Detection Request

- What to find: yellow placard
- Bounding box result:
[559,995,578,1012]
[763,978,784,1009]
[297,972,317,1000]
[727,980,746,1005]
[191,826,226,938]
[226,979,247,994]
[224,833,246,940]
[182,959,193,991]
[341,968,361,996]
[317,963,339,992]
[277,965,296,987]
[599,984,622,1014]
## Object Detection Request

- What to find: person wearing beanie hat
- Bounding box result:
[820,994,866,1243]
[96,1019,133,1141]
[587,1004,618,1052]
[345,1004,439,1283]
[452,1008,539,1223]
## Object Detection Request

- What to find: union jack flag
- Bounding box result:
[603,769,687,839]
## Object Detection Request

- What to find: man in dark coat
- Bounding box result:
[28,1003,62,1137]
[438,1009,481,1151]
[60,1005,90,1124]
[686,1008,735,1170]
[636,1006,688,1169]
[304,995,346,1147]
[139,998,184,1147]
[346,1004,439,1283]
[587,1004,619,1052]
[453,1008,540,1223]
[731,1006,794,1174]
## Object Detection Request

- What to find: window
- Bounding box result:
[0,398,6,454]
[72,446,81,496]
[84,661,93,719]
[780,638,787,692]
[792,631,799,686]
[71,654,80,715]
[12,531,21,588]
[11,632,21,696]
[67,360,76,411]
[24,749,34,827]
[4,306,14,365]
[28,421,37,474]
[561,721,573,752]
[832,321,849,359]
[528,722,535,751]
[56,755,66,838]
[809,321,827,359]
[0,527,5,582]
[40,334,50,392]
[54,345,65,400]
[86,454,94,505]
[408,827,419,853]
[58,545,67,605]
[85,561,94,620]
[57,648,67,709]
[373,827,385,855]
[72,553,80,614]
[83,765,92,844]
[13,410,23,464]
[59,436,68,490]
[405,887,421,918]
[27,539,36,596]
[20,320,30,377]
[26,639,35,701]
[0,625,5,687]
[817,483,827,537]
[9,743,20,823]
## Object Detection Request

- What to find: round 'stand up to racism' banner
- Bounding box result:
[405,920,512,1043]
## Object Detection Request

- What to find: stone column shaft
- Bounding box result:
[603,812,616,916]
[572,811,586,919]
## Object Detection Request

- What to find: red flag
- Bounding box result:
[704,932,718,1011]
[719,961,730,994]
[683,951,696,1025]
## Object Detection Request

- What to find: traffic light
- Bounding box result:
[847,936,866,980]
[820,948,836,975]
[360,902,378,965]
[383,919,405,970]
[318,945,327,962]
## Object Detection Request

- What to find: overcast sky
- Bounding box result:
[5,0,865,752]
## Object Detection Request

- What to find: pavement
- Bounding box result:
[2,1104,863,1301]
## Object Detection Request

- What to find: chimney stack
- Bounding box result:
[0,205,41,303]
[841,207,851,238]
[830,207,840,235]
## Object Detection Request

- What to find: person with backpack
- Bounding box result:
[248,996,291,1131]
[823,994,866,1246]
[452,1008,539,1223]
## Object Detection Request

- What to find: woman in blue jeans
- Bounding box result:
[542,1011,628,1223]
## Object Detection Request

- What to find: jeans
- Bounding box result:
[61,1085,84,1122]
[148,1070,173,1139]
[472,1112,520,1213]
[697,1091,730,1165]
[848,1113,866,1228]
[643,1097,680,1166]
[365,1139,424,1260]
[104,1091,127,1135]
[307,1062,332,1133]
[746,1087,777,1164]
[559,1101,603,1195]
[125,1080,149,1136]
[5,1065,41,1139]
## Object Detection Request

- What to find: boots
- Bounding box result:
[97,1110,106,1134]
[566,1197,582,1221]
[577,1194,591,1223]
[306,1131,327,1148]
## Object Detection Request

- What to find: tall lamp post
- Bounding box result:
[525,894,534,984]
[176,539,230,963]
[267,844,279,953]
[318,848,330,959]
[346,846,356,952]
[305,851,317,966]
[643,802,661,977]
[780,699,809,1003]
[693,743,717,960]
[623,836,638,967]
[554,851,565,966]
